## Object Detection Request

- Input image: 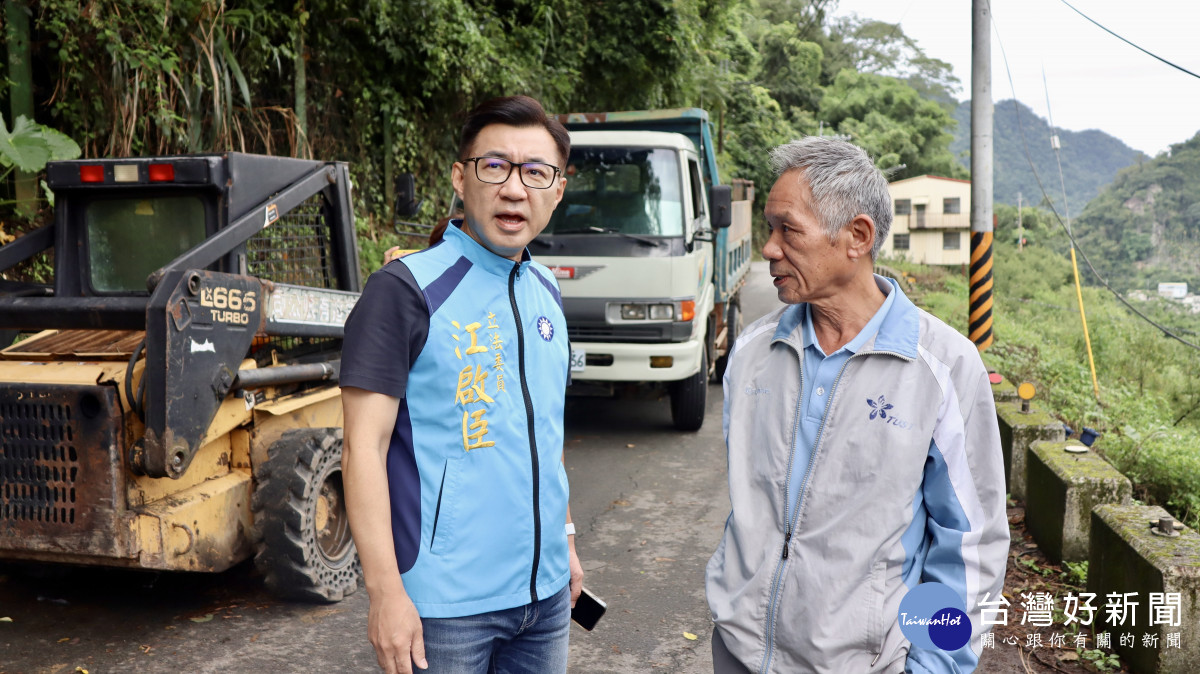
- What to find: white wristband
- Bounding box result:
[565,522,576,536]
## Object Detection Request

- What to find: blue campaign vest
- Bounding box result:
[388,223,570,618]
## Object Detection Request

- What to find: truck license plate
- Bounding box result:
[570,348,586,372]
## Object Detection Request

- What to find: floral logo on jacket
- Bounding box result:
[867,395,894,421]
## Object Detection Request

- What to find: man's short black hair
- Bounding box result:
[458,95,570,167]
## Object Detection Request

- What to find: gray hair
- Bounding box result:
[768,136,893,259]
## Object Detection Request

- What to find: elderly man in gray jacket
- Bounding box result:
[705,136,1008,674]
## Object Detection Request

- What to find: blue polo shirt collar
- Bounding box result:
[802,280,897,357]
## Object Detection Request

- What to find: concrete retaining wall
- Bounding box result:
[1024,441,1131,563]
[1089,504,1200,674]
[995,401,1064,500]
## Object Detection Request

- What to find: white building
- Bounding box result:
[1158,282,1187,299]
[879,175,972,266]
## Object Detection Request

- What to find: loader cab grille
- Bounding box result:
[246,192,336,288]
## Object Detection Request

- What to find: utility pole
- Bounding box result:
[1017,192,1024,251]
[969,0,994,351]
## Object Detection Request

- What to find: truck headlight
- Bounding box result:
[610,298,695,323]
[621,304,647,320]
[648,304,674,320]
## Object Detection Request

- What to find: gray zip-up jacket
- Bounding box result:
[706,277,1008,673]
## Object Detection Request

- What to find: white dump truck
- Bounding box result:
[537,109,753,430]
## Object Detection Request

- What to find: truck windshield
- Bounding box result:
[543,148,683,237]
[86,196,207,292]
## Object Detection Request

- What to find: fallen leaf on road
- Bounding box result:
[75,668,88,674]
[189,614,214,623]
[58,637,71,643]
[300,608,345,624]
[612,499,631,506]
[683,632,698,640]
[653,557,675,562]
[625,444,635,448]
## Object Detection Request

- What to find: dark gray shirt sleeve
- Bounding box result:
[340,262,429,398]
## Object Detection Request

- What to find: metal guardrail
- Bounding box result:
[873,263,913,293]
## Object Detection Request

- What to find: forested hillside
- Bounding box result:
[1,0,968,265]
[1072,132,1200,291]
[950,99,1143,208]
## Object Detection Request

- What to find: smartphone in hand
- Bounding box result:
[571,587,607,631]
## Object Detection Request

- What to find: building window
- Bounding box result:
[943,197,961,214]
[943,231,961,250]
[894,199,911,215]
[893,233,910,250]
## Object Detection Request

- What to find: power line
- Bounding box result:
[1058,0,1200,81]
[988,2,1200,354]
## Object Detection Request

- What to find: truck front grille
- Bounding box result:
[0,398,79,525]
[567,325,683,343]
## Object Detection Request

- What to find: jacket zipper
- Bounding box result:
[760,349,805,674]
[760,347,913,671]
[761,350,858,673]
[509,262,542,604]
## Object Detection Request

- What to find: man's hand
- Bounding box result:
[568,537,584,607]
[368,588,427,674]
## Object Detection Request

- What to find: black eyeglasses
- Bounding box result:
[462,156,561,189]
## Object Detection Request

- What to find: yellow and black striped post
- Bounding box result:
[969,231,994,350]
[970,0,993,352]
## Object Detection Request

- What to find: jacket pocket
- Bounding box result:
[429,458,459,555]
[864,560,886,657]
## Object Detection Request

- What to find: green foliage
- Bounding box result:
[0,116,81,175]
[1080,649,1121,671]
[14,0,967,272]
[1063,560,1087,587]
[950,99,1143,209]
[819,70,964,179]
[1070,131,1200,291]
[916,230,1200,529]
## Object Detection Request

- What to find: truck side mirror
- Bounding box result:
[394,173,423,218]
[709,185,732,229]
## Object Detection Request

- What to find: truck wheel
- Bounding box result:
[252,428,361,603]
[713,302,742,382]
[670,348,708,431]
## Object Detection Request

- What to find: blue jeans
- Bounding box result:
[419,585,570,674]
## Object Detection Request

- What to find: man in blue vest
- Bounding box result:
[341,95,581,674]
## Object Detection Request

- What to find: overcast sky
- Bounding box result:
[833,0,1200,156]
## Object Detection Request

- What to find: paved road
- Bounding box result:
[0,262,780,674]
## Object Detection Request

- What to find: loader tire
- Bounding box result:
[253,428,361,603]
[670,347,708,432]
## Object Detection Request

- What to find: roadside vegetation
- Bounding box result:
[891,204,1200,529]
[2,0,966,277]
